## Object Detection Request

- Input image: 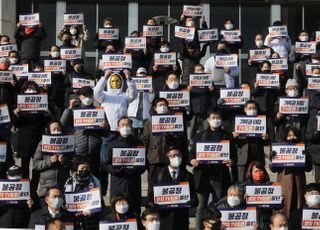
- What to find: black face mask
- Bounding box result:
[63,39,71,45]
[262,69,271,73]
[78,170,90,178]
[287,138,299,143]
[208,221,221,230]
[217,48,228,54]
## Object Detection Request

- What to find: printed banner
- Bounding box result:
[0,179,30,202]
[65,188,101,213]
[151,113,184,134]
[245,183,282,208]
[269,58,288,71]
[0,71,14,83]
[27,72,51,86]
[0,104,10,125]
[174,26,195,40]
[19,13,40,27]
[41,135,75,154]
[295,42,316,54]
[215,54,238,68]
[306,64,320,77]
[154,52,176,66]
[198,29,219,42]
[73,108,105,129]
[60,48,82,60]
[234,115,267,137]
[100,54,132,69]
[72,78,95,89]
[0,142,6,163]
[159,91,190,108]
[271,143,305,167]
[64,13,84,25]
[9,64,28,77]
[0,44,17,57]
[143,25,163,37]
[17,94,48,112]
[256,73,280,88]
[279,97,309,115]
[183,5,203,17]
[268,26,288,38]
[98,28,119,40]
[220,207,257,230]
[189,74,212,87]
[133,76,152,91]
[196,140,230,164]
[308,77,320,90]
[249,49,271,62]
[99,219,137,230]
[302,209,320,229]
[44,60,66,72]
[112,147,146,167]
[154,182,190,207]
[220,88,250,106]
[125,37,146,50]
[221,30,241,42]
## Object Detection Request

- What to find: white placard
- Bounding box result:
[196,140,230,164]
[189,74,212,87]
[302,209,320,229]
[0,44,17,57]
[159,91,190,108]
[65,188,101,213]
[245,183,282,207]
[220,88,250,106]
[133,76,152,91]
[98,28,119,40]
[142,25,163,37]
[215,54,238,68]
[41,135,75,154]
[99,219,137,230]
[183,5,203,17]
[234,115,267,137]
[17,94,48,112]
[112,147,146,167]
[221,30,241,42]
[249,49,271,62]
[154,52,176,66]
[306,64,320,77]
[198,29,219,42]
[72,78,95,89]
[44,60,66,72]
[100,54,132,69]
[271,143,305,167]
[269,58,288,71]
[19,13,40,27]
[151,113,184,134]
[27,72,51,86]
[0,142,6,163]
[9,64,28,77]
[279,97,309,115]
[60,48,82,60]
[256,73,280,88]
[0,104,10,125]
[308,77,320,90]
[220,208,257,230]
[154,182,190,206]
[295,42,316,54]
[0,71,14,83]
[125,37,146,50]
[64,13,84,25]
[268,26,288,38]
[73,107,105,129]
[0,179,30,201]
[174,26,195,40]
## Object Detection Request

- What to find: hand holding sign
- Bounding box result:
[123,69,131,80]
[104,70,113,80]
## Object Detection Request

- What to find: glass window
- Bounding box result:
[281,4,303,43]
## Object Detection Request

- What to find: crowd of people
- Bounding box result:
[0,5,320,230]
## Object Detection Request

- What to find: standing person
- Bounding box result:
[105,116,146,215]
[147,146,198,230]
[14,21,46,70]
[248,34,273,70]
[220,19,243,53]
[270,126,313,218]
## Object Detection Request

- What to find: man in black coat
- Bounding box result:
[28,186,74,228]
[147,146,198,230]
[105,116,146,216]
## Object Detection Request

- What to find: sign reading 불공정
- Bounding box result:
[98,28,119,40]
[295,42,316,54]
[269,58,288,71]
[63,13,84,26]
[0,179,30,202]
[220,88,250,107]
[159,90,190,109]
[17,93,48,113]
[65,188,101,213]
[0,44,17,57]
[60,48,82,60]
[151,113,184,134]
[72,78,95,89]
[99,219,138,230]
[245,183,282,208]
[220,207,257,230]
[44,60,66,72]
[125,37,147,50]
[249,49,271,63]
[196,140,230,164]
[174,26,195,40]
[73,108,105,130]
[19,13,40,27]
[154,52,176,66]
[271,143,305,167]
[112,146,146,167]
[302,209,320,229]
[100,54,132,70]
[143,25,163,37]
[9,64,28,78]
[306,64,320,77]
[41,134,75,155]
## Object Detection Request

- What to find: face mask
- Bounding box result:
[106,49,115,54]
[225,24,234,30]
[299,35,309,42]
[81,97,93,106]
[147,221,160,230]
[24,89,37,94]
[115,204,129,214]
[217,48,227,54]
[104,24,112,28]
[78,170,90,178]
[50,197,64,209]
[255,40,264,48]
[168,82,179,90]
[51,51,60,58]
[156,105,168,114]
[307,194,320,206]
[70,28,77,35]
[51,131,62,135]
[287,138,298,143]
[275,227,288,230]
[119,126,132,137]
[9,175,22,180]
[186,21,195,27]
[252,171,265,182]
[209,119,222,128]
[287,89,298,97]
[169,156,182,168]
[160,47,169,53]
[312,59,320,64]
[227,196,241,207]
[246,109,257,116]
[0,63,8,70]
[9,58,18,64]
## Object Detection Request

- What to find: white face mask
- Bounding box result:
[51,51,60,58]
[255,40,264,48]
[70,28,77,35]
[246,109,257,116]
[119,126,132,137]
[115,204,129,214]
[50,197,64,210]
[24,89,37,94]
[156,105,168,114]
[287,89,299,97]
[81,97,93,106]
[147,221,160,230]
[312,59,320,64]
[9,58,18,64]
[51,131,62,135]
[307,194,320,207]
[104,24,112,28]
[8,175,22,180]
[160,47,169,53]
[225,24,234,30]
[209,119,222,128]
[299,35,309,42]
[275,227,288,230]
[169,156,182,168]
[227,196,241,207]
[168,82,179,90]
[186,21,195,27]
